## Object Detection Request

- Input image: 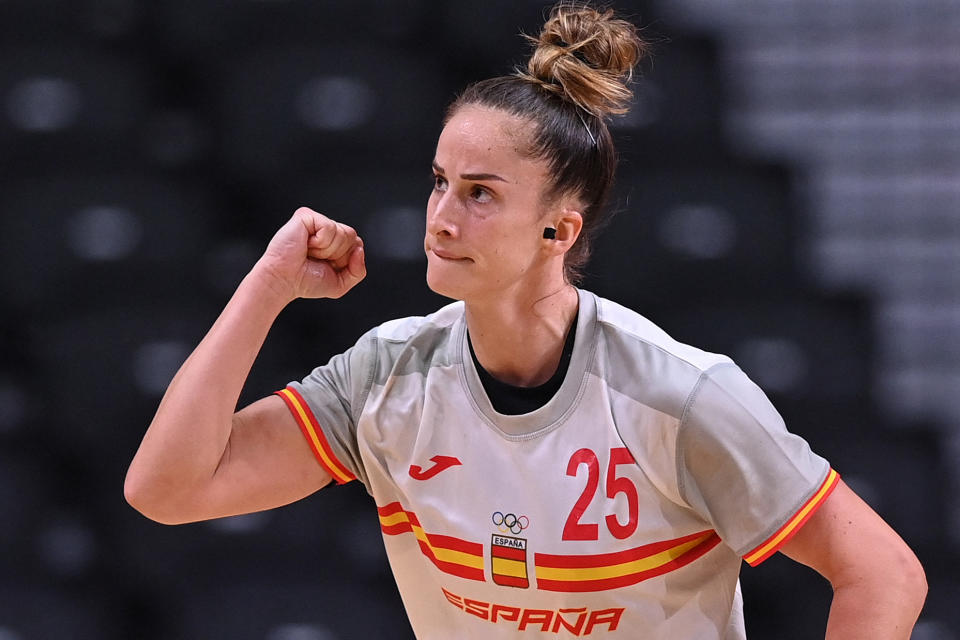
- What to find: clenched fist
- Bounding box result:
[255,207,367,302]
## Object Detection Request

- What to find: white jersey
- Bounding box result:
[276,289,837,639]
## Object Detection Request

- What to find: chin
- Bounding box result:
[425,266,465,301]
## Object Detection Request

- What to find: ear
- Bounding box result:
[546,208,583,253]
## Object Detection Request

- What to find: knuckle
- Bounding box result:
[316,223,335,241]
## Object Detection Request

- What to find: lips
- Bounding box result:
[431,247,471,262]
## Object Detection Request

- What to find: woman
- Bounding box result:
[125,3,926,638]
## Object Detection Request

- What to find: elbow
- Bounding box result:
[123,465,192,526]
[901,549,928,613]
[829,538,928,620]
[123,466,163,523]
[869,541,928,620]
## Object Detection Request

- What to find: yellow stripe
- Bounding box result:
[379,510,483,569]
[281,389,351,484]
[411,525,485,569]
[378,507,484,569]
[379,511,411,528]
[536,533,711,582]
[744,469,838,564]
[492,556,528,578]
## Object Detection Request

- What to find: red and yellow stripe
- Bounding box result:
[378,502,486,582]
[274,386,355,485]
[744,468,840,566]
[534,529,721,592]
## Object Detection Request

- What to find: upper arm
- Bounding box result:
[779,478,925,592]
[178,394,333,523]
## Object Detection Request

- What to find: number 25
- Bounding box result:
[563,447,639,540]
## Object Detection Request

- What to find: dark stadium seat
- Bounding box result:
[0,175,219,316]
[0,313,35,443]
[113,480,401,639]
[0,45,150,172]
[0,0,143,44]
[740,550,833,639]
[152,0,432,56]
[25,295,321,481]
[609,35,726,142]
[112,479,381,585]
[799,413,946,550]
[0,453,53,577]
[654,294,874,404]
[174,578,413,640]
[438,1,584,75]
[915,570,960,637]
[208,43,450,180]
[27,302,218,462]
[439,1,657,74]
[585,158,802,309]
[0,584,121,640]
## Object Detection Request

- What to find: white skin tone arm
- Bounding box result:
[124,207,365,525]
[779,479,927,639]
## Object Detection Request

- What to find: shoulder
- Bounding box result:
[582,290,733,419]
[292,302,464,420]
[358,301,464,377]
[373,300,464,343]
[591,292,731,372]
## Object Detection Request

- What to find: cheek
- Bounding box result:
[489,234,538,278]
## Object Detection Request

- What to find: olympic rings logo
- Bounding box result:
[492,511,529,535]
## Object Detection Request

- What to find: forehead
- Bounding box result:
[436,105,534,171]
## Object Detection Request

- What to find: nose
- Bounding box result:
[427,190,458,238]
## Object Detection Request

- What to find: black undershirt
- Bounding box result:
[467,314,578,415]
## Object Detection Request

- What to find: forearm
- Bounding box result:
[125,264,290,514]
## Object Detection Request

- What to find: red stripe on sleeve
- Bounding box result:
[744,468,840,566]
[274,387,355,484]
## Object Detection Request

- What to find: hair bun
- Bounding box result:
[519,2,647,118]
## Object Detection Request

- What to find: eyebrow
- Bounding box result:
[432,160,508,183]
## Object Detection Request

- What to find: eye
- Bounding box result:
[431,173,447,192]
[470,185,492,204]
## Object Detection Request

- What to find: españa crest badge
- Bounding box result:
[491,512,530,588]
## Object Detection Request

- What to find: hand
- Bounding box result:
[255,207,367,302]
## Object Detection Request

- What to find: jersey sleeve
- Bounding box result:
[274,328,379,489]
[676,362,839,566]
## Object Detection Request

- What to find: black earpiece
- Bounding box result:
[543,227,557,240]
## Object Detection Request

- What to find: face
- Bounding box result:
[424,105,556,302]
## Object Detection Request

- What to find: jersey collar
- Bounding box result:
[456,288,599,438]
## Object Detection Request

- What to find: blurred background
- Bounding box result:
[0,0,957,638]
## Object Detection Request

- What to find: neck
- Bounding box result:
[464,282,579,387]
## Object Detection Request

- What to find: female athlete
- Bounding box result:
[125,3,926,638]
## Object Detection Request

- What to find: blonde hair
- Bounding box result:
[517,2,647,118]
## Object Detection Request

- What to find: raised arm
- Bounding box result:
[779,478,927,639]
[124,207,366,525]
